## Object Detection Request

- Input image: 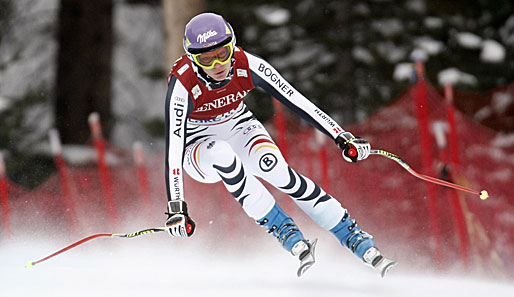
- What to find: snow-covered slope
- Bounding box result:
[2,234,514,297]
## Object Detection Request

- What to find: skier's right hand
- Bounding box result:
[165,200,196,237]
[335,132,371,163]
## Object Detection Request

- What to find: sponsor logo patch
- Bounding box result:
[173,102,185,137]
[197,30,218,43]
[195,90,249,112]
[192,84,202,99]
[257,63,294,97]
[177,64,189,75]
[237,69,248,77]
[259,153,278,172]
[243,123,262,135]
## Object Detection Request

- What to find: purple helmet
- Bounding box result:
[183,13,236,60]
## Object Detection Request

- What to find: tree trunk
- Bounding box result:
[55,0,113,144]
[162,0,205,69]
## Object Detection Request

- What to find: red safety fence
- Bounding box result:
[1,70,513,278]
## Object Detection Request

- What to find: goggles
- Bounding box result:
[192,43,234,69]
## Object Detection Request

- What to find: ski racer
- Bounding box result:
[164,12,396,277]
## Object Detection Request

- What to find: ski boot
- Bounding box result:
[330,210,397,277]
[292,239,318,277]
[362,247,397,277]
[330,211,376,258]
[258,203,316,277]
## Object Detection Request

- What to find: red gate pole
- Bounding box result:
[432,121,469,267]
[414,60,442,264]
[133,142,152,222]
[0,152,10,236]
[444,84,461,171]
[444,84,470,268]
[49,129,78,234]
[88,112,117,229]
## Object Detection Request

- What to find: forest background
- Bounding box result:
[1,0,513,187]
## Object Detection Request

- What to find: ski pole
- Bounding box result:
[25,227,166,268]
[358,149,489,200]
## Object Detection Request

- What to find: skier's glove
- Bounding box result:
[335,132,371,163]
[165,200,196,237]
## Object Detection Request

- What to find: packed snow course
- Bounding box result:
[2,230,514,297]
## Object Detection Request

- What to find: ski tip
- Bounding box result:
[310,238,318,249]
[297,261,315,277]
[380,260,397,278]
[479,190,489,200]
[25,261,34,269]
[296,238,318,277]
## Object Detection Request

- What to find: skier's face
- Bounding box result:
[203,61,231,81]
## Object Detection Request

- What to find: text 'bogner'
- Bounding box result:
[258,63,294,97]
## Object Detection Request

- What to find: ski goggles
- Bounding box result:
[192,43,234,69]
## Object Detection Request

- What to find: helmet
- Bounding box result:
[183,13,236,62]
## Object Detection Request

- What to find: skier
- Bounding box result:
[164,12,396,277]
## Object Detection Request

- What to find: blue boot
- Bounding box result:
[257,203,305,252]
[330,211,397,277]
[257,203,316,277]
[329,210,375,259]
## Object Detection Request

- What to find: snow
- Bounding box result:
[353,3,371,16]
[255,6,291,26]
[437,68,478,86]
[405,0,426,14]
[481,40,506,63]
[430,121,448,148]
[111,3,167,149]
[492,133,514,148]
[488,168,512,182]
[414,37,444,56]
[32,143,122,166]
[410,48,429,62]
[352,46,375,64]
[474,106,493,121]
[0,1,167,151]
[271,42,322,68]
[456,32,483,49]
[377,41,406,63]
[393,63,414,82]
[499,15,514,46]
[452,33,505,63]
[423,17,444,29]
[472,92,512,121]
[491,91,513,114]
[0,0,57,98]
[0,95,10,111]
[0,151,5,175]
[372,19,403,38]
[2,235,514,297]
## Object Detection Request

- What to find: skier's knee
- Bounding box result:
[202,140,236,169]
[250,151,291,185]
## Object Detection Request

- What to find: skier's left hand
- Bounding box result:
[165,200,196,237]
[335,132,371,163]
